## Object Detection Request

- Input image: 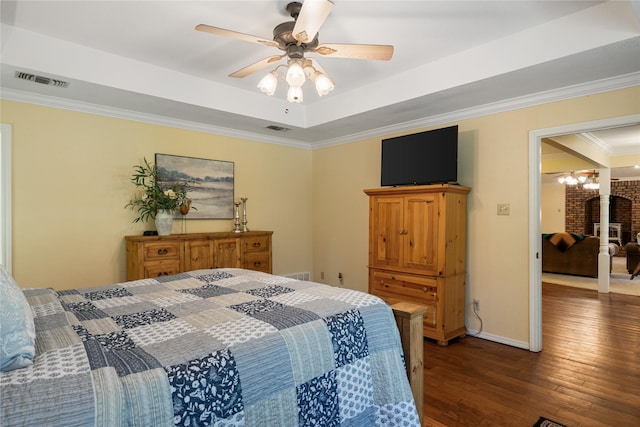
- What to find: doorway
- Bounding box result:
[528,114,640,352]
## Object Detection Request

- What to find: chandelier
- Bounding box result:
[557,171,586,186]
[257,58,334,103]
[557,170,599,189]
[583,175,599,190]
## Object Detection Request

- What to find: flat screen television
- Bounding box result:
[381,125,458,186]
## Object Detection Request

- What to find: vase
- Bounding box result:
[155,209,174,236]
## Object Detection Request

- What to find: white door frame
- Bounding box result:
[528,114,640,352]
[1,123,12,273]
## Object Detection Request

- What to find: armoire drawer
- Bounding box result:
[371,271,437,300]
[370,270,438,328]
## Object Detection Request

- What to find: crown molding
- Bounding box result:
[0,88,312,149]
[313,72,640,148]
[2,72,638,150]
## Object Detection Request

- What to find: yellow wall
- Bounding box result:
[312,86,640,344]
[1,100,313,290]
[3,85,639,346]
[541,184,567,234]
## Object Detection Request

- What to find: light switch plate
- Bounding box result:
[497,203,510,215]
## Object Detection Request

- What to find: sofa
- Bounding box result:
[624,243,640,275]
[542,233,614,277]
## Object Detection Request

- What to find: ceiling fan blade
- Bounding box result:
[313,43,394,61]
[195,24,277,48]
[229,55,285,78]
[292,0,334,44]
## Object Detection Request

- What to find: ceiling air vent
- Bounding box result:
[266,125,291,132]
[15,71,69,88]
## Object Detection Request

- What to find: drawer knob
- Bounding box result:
[252,242,261,248]
[157,248,168,255]
[423,287,427,292]
[253,261,262,267]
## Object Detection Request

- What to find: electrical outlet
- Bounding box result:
[473,299,480,310]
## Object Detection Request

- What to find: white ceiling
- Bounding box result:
[1,0,640,150]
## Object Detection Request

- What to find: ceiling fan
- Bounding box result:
[195,0,394,101]
[551,170,618,189]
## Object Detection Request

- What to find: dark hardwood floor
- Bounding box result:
[421,283,640,426]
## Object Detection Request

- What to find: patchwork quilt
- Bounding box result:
[0,268,419,426]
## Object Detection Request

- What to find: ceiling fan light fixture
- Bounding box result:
[197,0,394,103]
[583,176,599,190]
[303,63,316,80]
[287,85,304,103]
[257,70,278,96]
[285,60,306,87]
[314,72,334,96]
[558,171,588,186]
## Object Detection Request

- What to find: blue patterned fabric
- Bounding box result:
[0,268,420,426]
[165,348,243,425]
[0,265,36,372]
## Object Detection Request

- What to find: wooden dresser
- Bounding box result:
[364,184,470,346]
[125,231,272,280]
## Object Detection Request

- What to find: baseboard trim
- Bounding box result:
[465,330,530,350]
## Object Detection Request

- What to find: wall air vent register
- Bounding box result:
[15,71,69,88]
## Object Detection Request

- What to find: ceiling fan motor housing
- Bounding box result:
[273,21,319,51]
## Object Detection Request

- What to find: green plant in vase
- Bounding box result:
[125,157,196,224]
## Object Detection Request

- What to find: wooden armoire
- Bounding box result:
[364,184,470,345]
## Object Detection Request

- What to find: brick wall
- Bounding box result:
[565,180,640,245]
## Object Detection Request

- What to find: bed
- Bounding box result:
[1,266,422,426]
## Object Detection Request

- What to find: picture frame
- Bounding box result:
[155,153,234,219]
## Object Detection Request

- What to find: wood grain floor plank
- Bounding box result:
[422,283,640,426]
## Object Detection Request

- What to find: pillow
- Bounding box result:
[548,232,576,252]
[571,233,586,241]
[0,265,36,372]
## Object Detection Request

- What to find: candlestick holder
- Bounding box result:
[232,202,242,233]
[241,197,249,232]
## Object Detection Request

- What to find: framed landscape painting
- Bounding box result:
[155,153,234,219]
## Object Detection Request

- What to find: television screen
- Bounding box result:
[381,125,458,186]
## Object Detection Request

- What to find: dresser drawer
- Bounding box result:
[244,252,271,273]
[143,242,181,261]
[144,260,182,278]
[126,231,273,281]
[244,235,270,253]
[370,270,438,328]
